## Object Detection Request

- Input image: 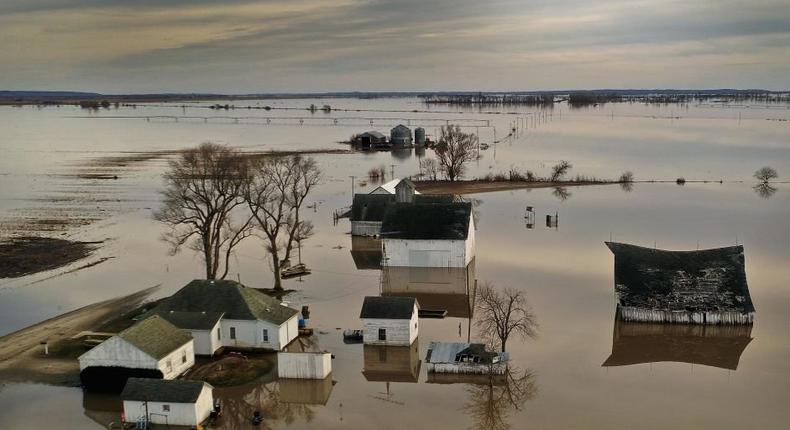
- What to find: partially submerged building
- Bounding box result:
[390,124,413,146]
[277,351,332,379]
[157,311,224,356]
[147,279,300,351]
[354,131,387,148]
[606,242,755,325]
[381,201,475,267]
[121,378,214,427]
[602,317,753,370]
[359,296,419,346]
[425,342,508,375]
[78,315,194,391]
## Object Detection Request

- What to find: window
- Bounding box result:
[230,327,236,340]
[162,405,170,412]
[181,351,187,364]
[262,329,269,342]
[378,328,386,341]
[217,327,221,341]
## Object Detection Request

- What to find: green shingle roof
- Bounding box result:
[118,315,192,360]
[151,280,299,325]
[157,311,224,331]
[351,194,394,222]
[121,378,210,403]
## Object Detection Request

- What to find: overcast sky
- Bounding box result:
[1,0,789,93]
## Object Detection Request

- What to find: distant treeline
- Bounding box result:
[424,91,790,108]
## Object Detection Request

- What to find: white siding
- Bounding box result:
[156,341,195,379]
[351,221,382,236]
[123,385,213,427]
[362,304,418,346]
[277,352,332,379]
[278,315,299,350]
[221,316,298,351]
[383,238,469,268]
[78,337,158,371]
[189,320,221,356]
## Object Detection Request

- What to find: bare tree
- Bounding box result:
[435,125,479,181]
[419,157,440,181]
[475,283,538,352]
[550,160,572,182]
[753,166,778,183]
[243,155,321,290]
[154,142,252,280]
[753,183,778,199]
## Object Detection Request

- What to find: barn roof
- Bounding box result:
[360,296,418,319]
[118,315,192,360]
[360,131,386,139]
[157,311,224,331]
[606,242,754,314]
[373,178,422,195]
[380,202,472,240]
[148,280,298,325]
[425,342,504,364]
[121,378,210,403]
[351,194,394,222]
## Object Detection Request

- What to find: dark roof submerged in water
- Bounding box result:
[121,378,210,403]
[605,242,754,314]
[360,296,418,319]
[381,201,472,240]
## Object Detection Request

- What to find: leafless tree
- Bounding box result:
[753,166,778,183]
[475,283,538,352]
[420,157,440,181]
[753,183,778,199]
[435,125,479,181]
[282,156,322,264]
[243,155,321,290]
[154,142,252,280]
[464,366,537,430]
[552,186,572,201]
[550,160,572,182]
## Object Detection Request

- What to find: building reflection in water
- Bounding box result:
[350,236,383,270]
[381,259,476,318]
[82,390,122,428]
[602,315,754,370]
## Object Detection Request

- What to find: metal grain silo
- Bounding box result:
[414,127,426,146]
[390,124,412,146]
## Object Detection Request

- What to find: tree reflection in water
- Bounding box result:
[619,181,634,192]
[464,366,538,430]
[216,380,316,430]
[753,183,778,199]
[552,186,572,201]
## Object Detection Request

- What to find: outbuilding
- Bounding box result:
[121,378,214,427]
[359,296,419,346]
[157,310,224,356]
[425,342,508,375]
[277,351,332,379]
[78,315,195,391]
[355,131,387,148]
[381,201,475,268]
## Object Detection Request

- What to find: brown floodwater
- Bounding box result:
[1,98,789,429]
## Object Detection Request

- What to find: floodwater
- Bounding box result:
[1,98,789,429]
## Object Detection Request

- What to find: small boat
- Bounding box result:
[343,329,363,344]
[282,263,311,279]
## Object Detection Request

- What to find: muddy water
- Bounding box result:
[1,99,789,429]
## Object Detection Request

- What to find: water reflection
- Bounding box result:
[350,236,382,270]
[362,343,421,384]
[602,316,754,370]
[753,183,778,199]
[551,186,572,201]
[82,390,122,428]
[213,379,322,429]
[463,367,538,430]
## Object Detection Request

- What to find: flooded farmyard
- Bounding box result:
[0,96,788,429]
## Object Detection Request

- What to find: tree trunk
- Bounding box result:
[500,338,507,352]
[271,248,283,290]
[204,239,215,280]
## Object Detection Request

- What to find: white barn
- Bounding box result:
[78,315,194,389]
[121,378,214,427]
[147,279,300,351]
[381,201,475,268]
[359,296,419,346]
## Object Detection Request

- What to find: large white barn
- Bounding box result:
[380,201,475,268]
[121,378,214,427]
[359,296,419,346]
[78,315,195,390]
[148,279,300,351]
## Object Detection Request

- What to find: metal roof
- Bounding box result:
[118,315,192,360]
[359,296,418,319]
[380,202,472,240]
[372,178,422,195]
[121,378,211,403]
[425,342,505,364]
[149,280,299,325]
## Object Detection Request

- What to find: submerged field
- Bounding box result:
[0,98,789,429]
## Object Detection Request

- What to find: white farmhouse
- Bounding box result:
[121,378,214,427]
[380,201,475,267]
[148,279,300,351]
[359,296,419,346]
[78,315,194,390]
[157,311,224,356]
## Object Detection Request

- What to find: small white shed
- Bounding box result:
[158,311,224,356]
[121,378,214,427]
[359,296,419,346]
[277,351,332,379]
[78,315,195,385]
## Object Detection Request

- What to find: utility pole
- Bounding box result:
[390,164,396,180]
[349,175,356,198]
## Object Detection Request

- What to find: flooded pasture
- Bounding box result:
[1,98,789,429]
